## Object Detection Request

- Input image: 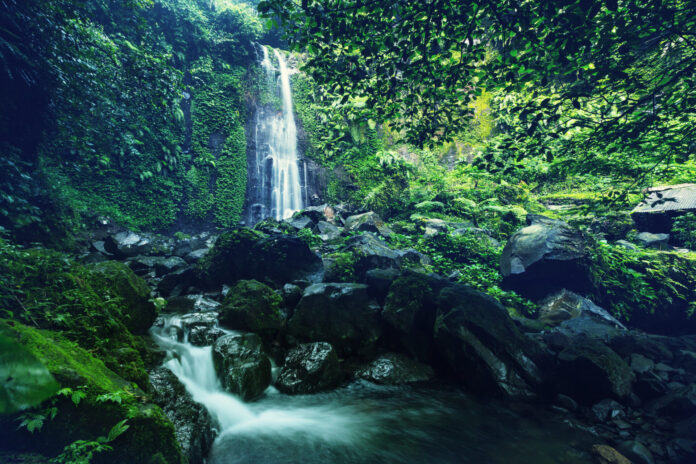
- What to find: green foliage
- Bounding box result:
[588,240,696,320]
[325,251,357,283]
[672,213,696,249]
[296,228,322,249]
[0,332,59,414]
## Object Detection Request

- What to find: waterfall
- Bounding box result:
[246,45,304,224]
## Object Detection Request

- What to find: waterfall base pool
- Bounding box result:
[207,382,595,464]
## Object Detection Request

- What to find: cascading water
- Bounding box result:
[246,45,305,224]
[151,314,596,464]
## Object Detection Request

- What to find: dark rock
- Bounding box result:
[556,394,579,411]
[276,342,342,394]
[284,215,314,231]
[346,233,425,280]
[90,240,113,256]
[634,371,668,401]
[287,283,382,356]
[500,215,589,300]
[165,294,220,314]
[630,354,655,374]
[212,333,271,401]
[90,261,156,334]
[646,384,696,420]
[591,399,625,422]
[188,326,225,346]
[382,272,448,361]
[616,440,655,464]
[279,284,303,311]
[636,232,670,249]
[179,312,219,334]
[158,268,198,298]
[316,220,342,241]
[433,283,543,398]
[154,256,187,277]
[199,229,323,288]
[104,231,153,258]
[356,353,434,385]
[344,212,393,237]
[365,268,401,306]
[149,367,215,464]
[219,280,285,334]
[553,335,635,404]
[421,218,474,238]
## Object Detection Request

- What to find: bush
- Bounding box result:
[672,213,696,249]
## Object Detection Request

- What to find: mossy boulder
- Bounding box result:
[220,280,285,334]
[212,333,271,401]
[90,261,157,334]
[199,228,322,287]
[0,321,184,464]
[287,283,382,356]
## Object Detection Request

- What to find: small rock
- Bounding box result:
[591,444,632,464]
[556,394,579,411]
[616,440,655,464]
[636,232,670,249]
[276,342,342,394]
[630,354,655,374]
[356,353,434,385]
[591,399,625,422]
[344,211,393,237]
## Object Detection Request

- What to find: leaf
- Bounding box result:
[106,419,130,443]
[0,333,60,414]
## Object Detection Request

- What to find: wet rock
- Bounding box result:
[104,231,153,258]
[154,256,187,277]
[365,268,401,306]
[500,215,589,300]
[158,268,198,298]
[636,232,670,249]
[188,326,225,346]
[591,444,632,464]
[279,284,303,311]
[344,211,393,237]
[434,283,543,398]
[287,283,382,356]
[356,353,434,385]
[616,440,654,464]
[149,367,215,464]
[284,215,314,231]
[212,333,271,401]
[219,280,285,334]
[179,312,219,333]
[276,342,342,394]
[199,229,323,288]
[553,335,635,404]
[90,261,156,334]
[316,221,342,241]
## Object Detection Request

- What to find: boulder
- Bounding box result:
[553,335,635,404]
[199,229,323,288]
[90,261,157,334]
[284,215,314,231]
[149,367,215,464]
[184,248,209,264]
[616,441,655,464]
[539,290,626,338]
[179,312,219,335]
[279,284,303,311]
[126,256,160,276]
[646,384,696,420]
[500,215,589,300]
[287,283,382,356]
[154,256,188,277]
[172,233,213,258]
[316,221,342,241]
[344,212,393,237]
[365,268,401,306]
[382,272,448,361]
[188,326,225,347]
[104,231,153,258]
[275,342,342,394]
[356,353,434,385]
[347,233,422,280]
[434,283,543,398]
[219,280,285,334]
[636,232,670,249]
[212,333,271,401]
[158,268,198,298]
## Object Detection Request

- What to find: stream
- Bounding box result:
[151,315,596,464]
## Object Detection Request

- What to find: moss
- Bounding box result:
[220,280,285,333]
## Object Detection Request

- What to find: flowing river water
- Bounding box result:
[151,315,596,464]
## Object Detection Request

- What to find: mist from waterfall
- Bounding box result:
[246,45,304,224]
